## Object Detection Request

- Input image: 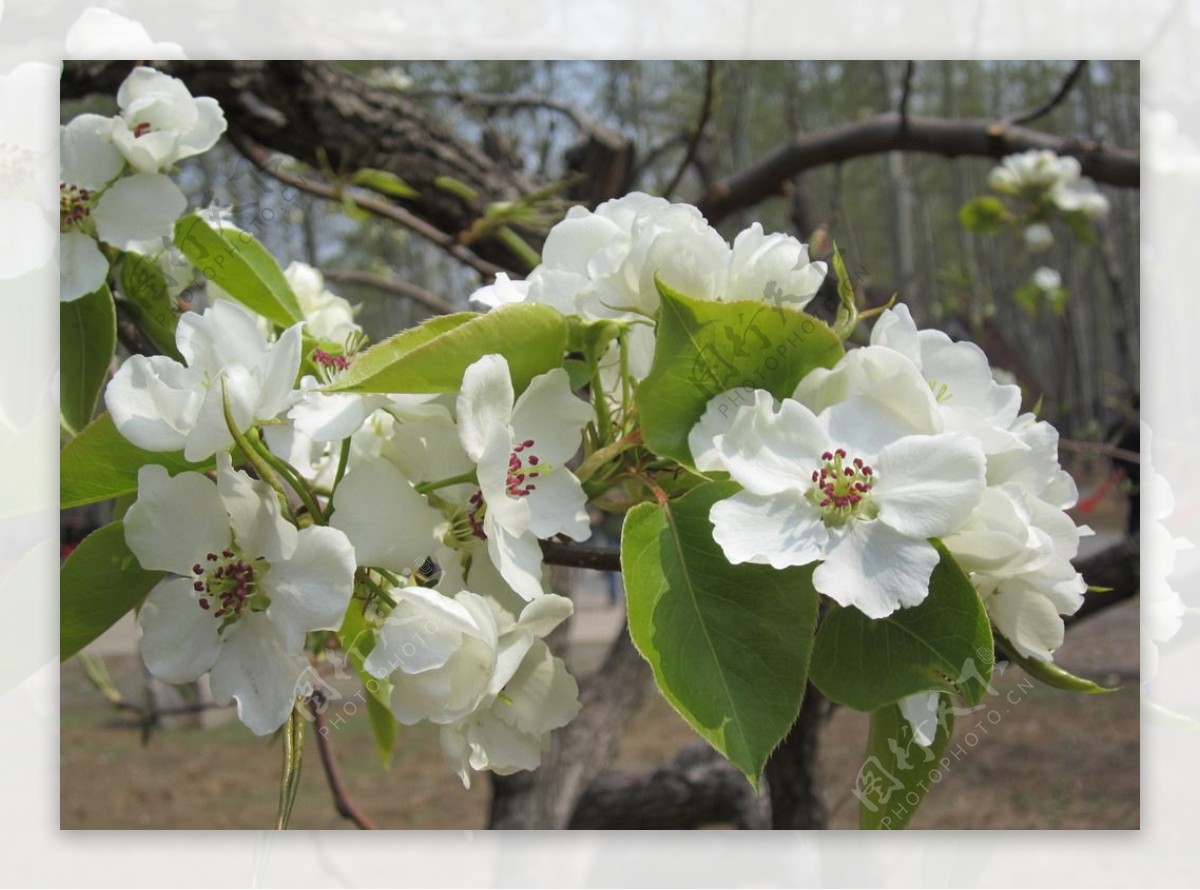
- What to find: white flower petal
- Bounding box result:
[176,96,227,159]
[105,354,203,452]
[59,231,109,302]
[124,464,230,575]
[485,519,546,601]
[60,113,124,190]
[688,388,755,471]
[813,521,940,618]
[457,354,515,462]
[137,576,223,683]
[494,639,580,736]
[92,173,186,249]
[329,458,444,573]
[256,322,302,419]
[715,391,825,496]
[264,525,356,651]
[710,490,828,569]
[525,469,590,541]
[209,615,310,735]
[184,365,257,462]
[985,582,1066,662]
[873,433,985,538]
[176,300,269,376]
[510,367,593,466]
[517,593,574,639]
[216,454,297,563]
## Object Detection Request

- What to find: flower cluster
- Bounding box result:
[83,133,1096,793]
[471,191,828,380]
[60,67,226,301]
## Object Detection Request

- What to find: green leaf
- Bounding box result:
[638,285,843,465]
[350,167,419,199]
[60,413,214,509]
[327,303,568,394]
[622,480,821,787]
[174,214,303,327]
[995,632,1118,693]
[60,284,116,435]
[810,543,995,711]
[118,251,183,360]
[855,696,955,830]
[61,521,164,660]
[959,196,1011,233]
[339,603,395,768]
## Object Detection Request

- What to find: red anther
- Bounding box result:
[193,564,203,574]
[207,553,218,561]
[133,121,152,138]
[222,550,234,558]
[199,598,210,610]
[193,582,205,592]
[528,455,540,465]
[822,451,833,461]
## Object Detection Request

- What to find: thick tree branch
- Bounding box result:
[1008,61,1088,127]
[540,539,621,572]
[698,111,1138,223]
[403,86,593,130]
[319,268,455,315]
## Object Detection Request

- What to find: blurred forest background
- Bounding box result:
[60,60,1140,830]
[162,60,1140,438]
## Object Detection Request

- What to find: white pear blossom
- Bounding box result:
[59,113,187,301]
[110,67,226,174]
[1032,266,1063,293]
[469,192,825,322]
[1023,222,1054,252]
[698,389,986,618]
[439,594,580,787]
[456,355,594,600]
[105,300,301,461]
[283,261,361,343]
[126,456,356,734]
[362,586,501,725]
[987,148,1109,219]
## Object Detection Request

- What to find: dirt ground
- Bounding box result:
[60,464,1139,830]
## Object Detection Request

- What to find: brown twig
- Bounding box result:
[320,268,456,315]
[1008,61,1088,127]
[228,134,510,280]
[662,61,717,200]
[307,691,378,830]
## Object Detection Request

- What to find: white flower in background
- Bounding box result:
[105,300,301,460]
[457,355,594,600]
[283,261,361,343]
[59,114,187,301]
[1140,423,1190,678]
[110,67,226,174]
[126,456,356,735]
[987,148,1108,219]
[363,586,501,725]
[1023,222,1054,251]
[1032,266,1063,293]
[699,389,986,618]
[987,149,1080,194]
[440,594,580,787]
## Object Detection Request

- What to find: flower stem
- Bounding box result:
[249,430,326,523]
[414,470,477,495]
[221,380,291,511]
